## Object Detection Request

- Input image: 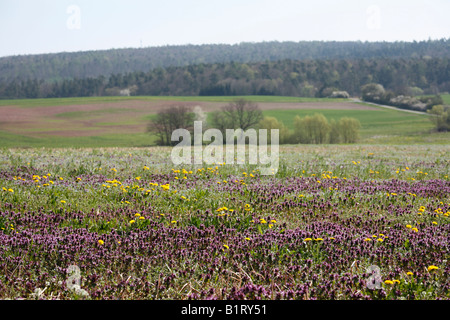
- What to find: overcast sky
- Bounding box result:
[0,0,449,57]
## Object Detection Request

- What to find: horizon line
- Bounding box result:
[1,37,449,59]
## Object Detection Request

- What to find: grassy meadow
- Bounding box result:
[1,95,449,148]
[0,145,449,300]
[0,95,449,301]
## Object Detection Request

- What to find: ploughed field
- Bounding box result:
[0,145,449,299]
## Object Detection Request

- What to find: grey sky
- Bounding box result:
[0,0,449,57]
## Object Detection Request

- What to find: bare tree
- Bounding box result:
[212,98,263,133]
[148,105,195,146]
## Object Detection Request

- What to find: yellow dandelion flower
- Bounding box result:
[60,200,66,204]
[427,265,439,272]
[304,238,312,241]
[406,225,412,229]
[129,220,135,224]
[411,227,418,232]
[223,244,229,249]
[98,240,104,245]
[134,213,141,217]
[406,272,413,276]
[384,280,394,285]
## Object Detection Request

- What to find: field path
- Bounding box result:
[350,98,430,115]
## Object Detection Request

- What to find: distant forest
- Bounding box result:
[0,39,449,99]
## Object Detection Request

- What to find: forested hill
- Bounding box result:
[1,57,448,99]
[1,39,449,83]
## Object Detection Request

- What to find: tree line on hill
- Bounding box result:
[1,39,448,83]
[0,57,448,101]
[148,99,362,146]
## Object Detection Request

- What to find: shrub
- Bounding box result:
[292,114,361,144]
[258,116,291,144]
[329,119,341,144]
[293,113,330,144]
[338,117,361,143]
[427,105,450,132]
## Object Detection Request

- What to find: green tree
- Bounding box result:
[292,113,330,144]
[258,116,291,144]
[329,119,341,144]
[361,83,386,103]
[427,105,450,132]
[338,117,361,143]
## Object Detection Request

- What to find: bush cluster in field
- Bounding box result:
[0,145,449,300]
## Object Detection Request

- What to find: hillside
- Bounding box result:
[1,39,449,83]
[1,57,449,100]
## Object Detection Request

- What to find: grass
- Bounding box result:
[0,95,348,108]
[0,131,156,148]
[441,94,450,105]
